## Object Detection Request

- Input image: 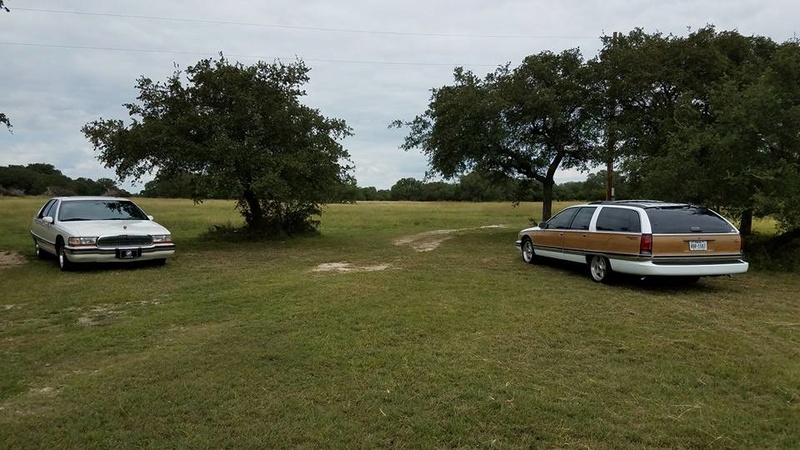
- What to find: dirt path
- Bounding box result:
[0,251,26,270]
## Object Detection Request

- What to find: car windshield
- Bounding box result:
[58,200,149,222]
[646,206,734,233]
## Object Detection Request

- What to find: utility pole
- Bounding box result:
[605,31,618,201]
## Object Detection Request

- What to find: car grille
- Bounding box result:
[97,235,153,248]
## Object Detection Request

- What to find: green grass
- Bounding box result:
[1,198,798,448]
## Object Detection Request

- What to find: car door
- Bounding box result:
[561,207,597,263]
[31,199,59,253]
[533,207,579,260]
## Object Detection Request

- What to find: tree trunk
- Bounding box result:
[541,179,555,221]
[739,208,753,236]
[242,188,263,229]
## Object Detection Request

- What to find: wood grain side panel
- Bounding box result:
[653,234,743,256]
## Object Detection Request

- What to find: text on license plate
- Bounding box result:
[689,240,707,251]
[117,248,141,259]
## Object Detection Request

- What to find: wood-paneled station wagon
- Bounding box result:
[515,200,748,283]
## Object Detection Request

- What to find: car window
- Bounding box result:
[569,207,596,230]
[646,206,734,233]
[596,207,641,233]
[39,199,57,219]
[546,208,579,229]
[58,200,150,221]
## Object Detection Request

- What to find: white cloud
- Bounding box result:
[1,0,798,191]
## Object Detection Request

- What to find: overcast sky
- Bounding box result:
[1,1,798,191]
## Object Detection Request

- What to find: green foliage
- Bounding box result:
[0,163,119,196]
[744,229,800,272]
[0,112,10,132]
[386,172,540,202]
[82,55,353,235]
[599,27,800,233]
[394,50,599,219]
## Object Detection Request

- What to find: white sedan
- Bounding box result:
[30,196,176,271]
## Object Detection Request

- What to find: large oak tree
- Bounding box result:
[83,56,353,235]
[394,49,598,220]
[601,27,800,234]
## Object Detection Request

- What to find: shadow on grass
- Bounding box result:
[199,222,320,243]
[34,252,169,273]
[531,258,726,293]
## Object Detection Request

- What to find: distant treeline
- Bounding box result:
[139,169,624,202]
[0,163,625,202]
[0,164,129,197]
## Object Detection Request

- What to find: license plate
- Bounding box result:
[117,248,141,259]
[689,240,707,251]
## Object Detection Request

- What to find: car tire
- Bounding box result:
[589,255,613,283]
[34,239,47,259]
[521,238,538,264]
[57,241,74,271]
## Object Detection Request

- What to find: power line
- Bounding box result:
[0,42,501,67]
[13,7,597,40]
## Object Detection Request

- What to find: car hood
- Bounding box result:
[56,220,170,237]
[518,226,542,234]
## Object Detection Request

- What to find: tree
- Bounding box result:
[390,177,425,201]
[1,2,10,129]
[82,55,353,235]
[0,112,10,133]
[394,49,598,220]
[603,27,800,234]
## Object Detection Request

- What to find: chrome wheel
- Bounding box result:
[34,241,44,259]
[590,255,611,283]
[522,239,536,264]
[57,243,73,271]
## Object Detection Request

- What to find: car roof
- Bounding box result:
[53,196,130,202]
[588,200,691,209]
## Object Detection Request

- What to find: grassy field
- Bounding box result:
[1,198,798,448]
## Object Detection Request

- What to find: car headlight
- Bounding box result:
[151,234,172,243]
[68,236,98,246]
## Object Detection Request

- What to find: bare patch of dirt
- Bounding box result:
[312,262,392,273]
[78,306,123,327]
[393,229,459,252]
[394,224,509,252]
[73,299,163,326]
[480,224,509,229]
[29,386,59,396]
[0,251,26,270]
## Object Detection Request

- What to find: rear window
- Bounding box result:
[646,207,734,234]
[596,207,641,233]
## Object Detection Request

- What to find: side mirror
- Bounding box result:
[43,216,54,224]
[147,215,154,221]
[538,222,548,229]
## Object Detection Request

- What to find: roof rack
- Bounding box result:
[588,199,666,205]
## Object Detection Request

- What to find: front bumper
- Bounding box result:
[65,243,176,263]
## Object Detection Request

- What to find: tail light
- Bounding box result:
[739,234,744,253]
[640,234,653,255]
